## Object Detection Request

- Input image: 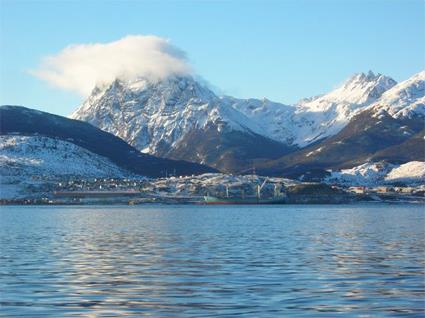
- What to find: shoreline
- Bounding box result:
[1,198,424,206]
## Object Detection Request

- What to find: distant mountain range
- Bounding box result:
[70,70,424,176]
[1,70,423,184]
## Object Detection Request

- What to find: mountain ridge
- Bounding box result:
[70,69,425,176]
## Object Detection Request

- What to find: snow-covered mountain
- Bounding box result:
[227,71,397,146]
[71,76,264,155]
[72,71,403,151]
[223,70,422,148]
[71,70,424,174]
[71,76,291,172]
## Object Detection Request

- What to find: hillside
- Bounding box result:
[0,106,216,178]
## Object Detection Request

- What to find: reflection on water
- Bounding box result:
[0,204,424,317]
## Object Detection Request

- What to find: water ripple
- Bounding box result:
[0,204,424,317]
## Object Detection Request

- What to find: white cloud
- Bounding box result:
[31,35,193,96]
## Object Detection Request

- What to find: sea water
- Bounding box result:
[0,204,424,317]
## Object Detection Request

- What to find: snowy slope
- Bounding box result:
[291,72,397,145]
[228,71,397,146]
[300,71,396,108]
[0,135,133,178]
[326,161,425,186]
[221,97,297,145]
[368,71,425,119]
[326,162,395,186]
[0,135,136,199]
[385,161,425,184]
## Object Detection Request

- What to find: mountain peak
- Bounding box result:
[114,75,217,103]
[345,71,396,89]
[368,70,425,119]
[350,70,377,81]
[357,70,379,81]
[299,71,397,108]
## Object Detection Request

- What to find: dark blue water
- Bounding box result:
[0,204,424,317]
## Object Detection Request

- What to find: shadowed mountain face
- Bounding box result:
[161,124,292,173]
[370,129,425,163]
[0,106,217,177]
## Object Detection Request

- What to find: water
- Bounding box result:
[0,204,424,317]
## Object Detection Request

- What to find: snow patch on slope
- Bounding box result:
[326,162,393,186]
[326,161,425,186]
[385,161,425,184]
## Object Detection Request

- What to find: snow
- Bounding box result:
[301,71,396,107]
[0,135,134,199]
[143,173,299,198]
[71,76,263,155]
[226,71,397,147]
[368,71,425,119]
[0,135,132,177]
[326,161,425,186]
[306,147,324,157]
[71,70,423,155]
[228,70,423,147]
[385,161,425,184]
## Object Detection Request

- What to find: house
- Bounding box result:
[349,186,366,194]
[374,186,393,193]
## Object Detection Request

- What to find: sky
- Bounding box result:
[0,0,424,116]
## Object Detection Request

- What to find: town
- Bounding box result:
[1,174,424,205]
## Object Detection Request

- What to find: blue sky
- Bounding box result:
[1,0,424,116]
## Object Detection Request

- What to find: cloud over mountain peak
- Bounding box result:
[31,35,193,96]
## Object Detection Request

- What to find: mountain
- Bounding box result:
[253,110,423,177]
[72,71,398,151]
[71,70,423,176]
[227,71,397,147]
[0,106,216,178]
[254,71,425,178]
[71,76,294,173]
